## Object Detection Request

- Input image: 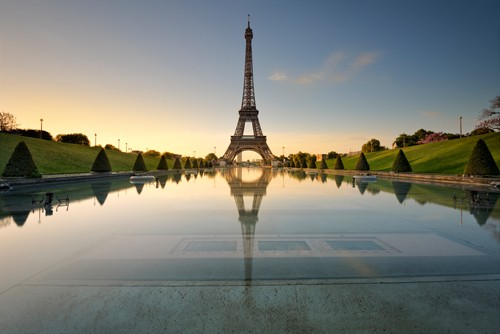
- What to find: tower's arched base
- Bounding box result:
[222,136,274,164]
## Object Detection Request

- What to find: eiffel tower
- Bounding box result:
[222,17,274,164]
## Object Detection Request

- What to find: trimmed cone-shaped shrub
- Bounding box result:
[320,159,328,170]
[157,155,169,170]
[173,157,182,170]
[192,159,199,169]
[301,159,307,168]
[133,153,147,172]
[91,148,112,172]
[464,139,499,176]
[334,156,345,170]
[392,149,412,173]
[2,141,41,177]
[355,152,370,171]
[184,158,192,169]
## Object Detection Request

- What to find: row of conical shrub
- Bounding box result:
[2,139,498,177]
[349,139,497,175]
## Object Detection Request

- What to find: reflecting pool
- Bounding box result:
[1,168,499,332]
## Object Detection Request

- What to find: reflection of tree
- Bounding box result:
[157,175,169,189]
[12,211,30,226]
[172,173,182,184]
[333,175,344,188]
[356,181,368,195]
[287,171,306,182]
[392,181,413,204]
[133,183,145,195]
[222,168,272,284]
[91,181,111,206]
[467,192,499,226]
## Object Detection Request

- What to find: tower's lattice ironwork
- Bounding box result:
[222,17,274,164]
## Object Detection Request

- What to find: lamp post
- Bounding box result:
[459,116,462,138]
[94,133,97,146]
[214,147,216,157]
[118,139,120,151]
[282,146,285,163]
[39,119,43,139]
[125,143,127,152]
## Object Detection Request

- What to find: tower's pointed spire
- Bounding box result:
[242,14,255,110]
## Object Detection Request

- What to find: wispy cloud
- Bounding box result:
[268,71,288,81]
[269,50,381,85]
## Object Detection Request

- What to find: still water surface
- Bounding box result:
[1,168,499,289]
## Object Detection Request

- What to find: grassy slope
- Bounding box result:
[330,132,500,174]
[1,132,499,175]
[0,133,171,175]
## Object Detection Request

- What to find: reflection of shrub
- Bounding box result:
[333,156,344,170]
[173,157,182,170]
[2,141,41,177]
[464,139,499,176]
[91,148,112,172]
[133,153,147,172]
[392,149,412,173]
[355,152,370,171]
[157,155,168,170]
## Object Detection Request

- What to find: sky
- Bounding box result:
[1,0,499,159]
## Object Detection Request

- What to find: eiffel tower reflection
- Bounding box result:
[222,168,272,284]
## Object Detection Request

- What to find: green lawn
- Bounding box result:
[327,132,500,174]
[0,133,172,175]
[1,132,499,176]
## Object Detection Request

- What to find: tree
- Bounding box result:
[2,141,41,177]
[463,139,499,176]
[362,138,382,153]
[418,132,448,144]
[91,148,112,172]
[205,153,217,161]
[392,149,412,173]
[173,157,182,170]
[476,95,500,131]
[307,155,317,168]
[133,153,147,172]
[0,112,19,132]
[144,149,161,158]
[355,152,370,171]
[320,158,328,170]
[104,144,120,151]
[327,151,338,159]
[157,154,169,170]
[56,133,90,146]
[184,158,192,169]
[333,155,345,170]
[192,158,199,169]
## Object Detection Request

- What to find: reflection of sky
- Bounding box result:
[0,169,499,292]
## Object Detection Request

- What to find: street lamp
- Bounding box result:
[282,146,285,163]
[39,119,43,139]
[94,133,97,146]
[118,139,120,151]
[125,143,127,152]
[459,116,462,138]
